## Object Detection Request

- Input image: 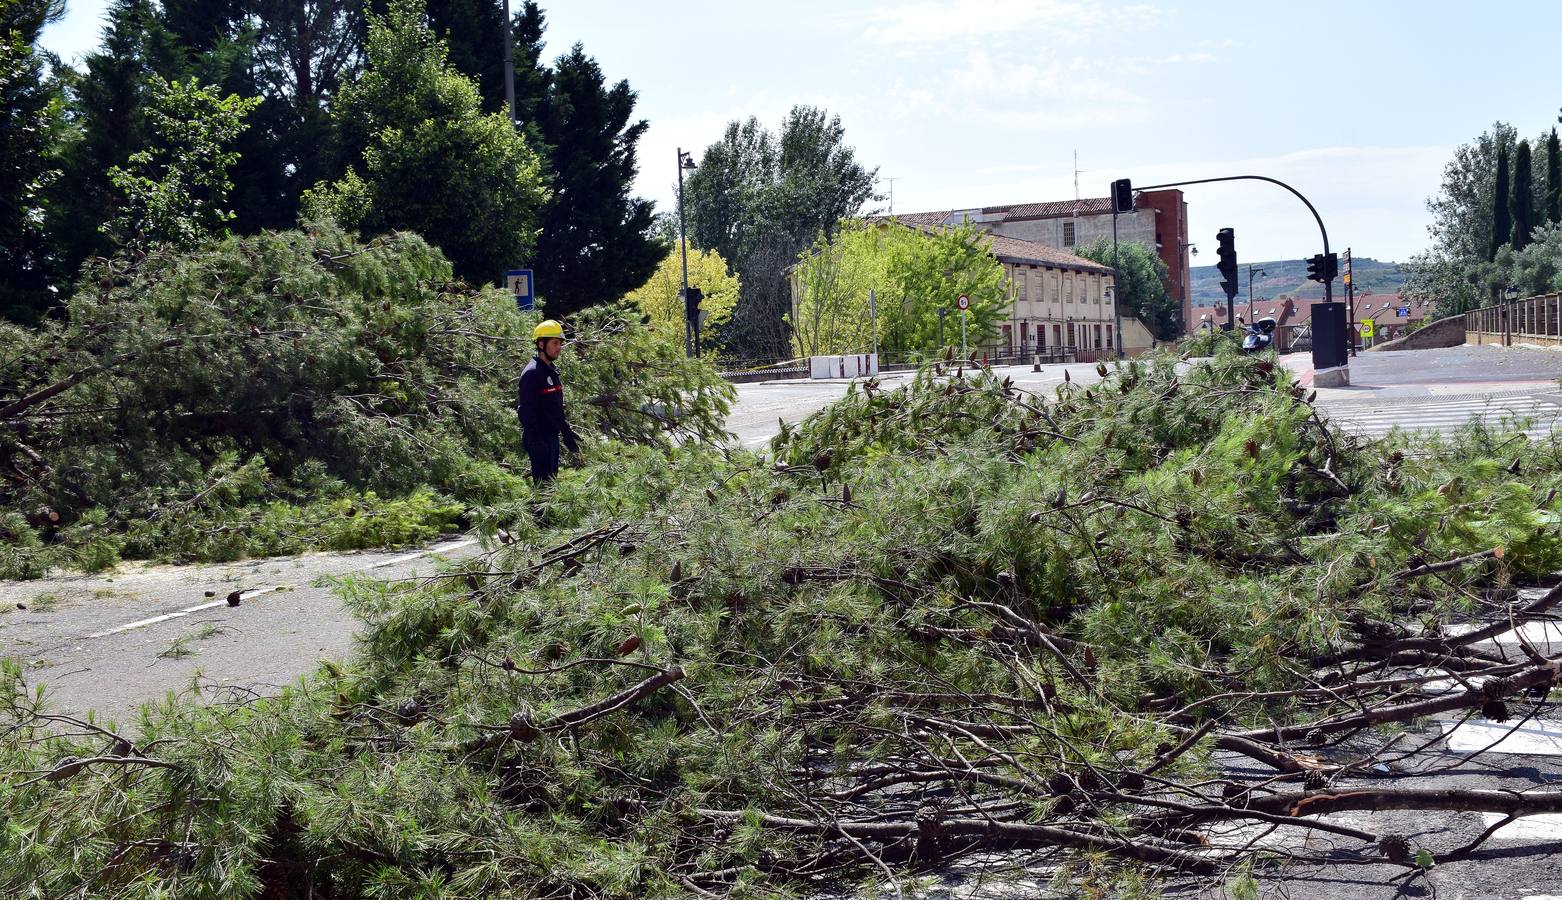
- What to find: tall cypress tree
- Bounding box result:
[1491,140,1511,259]
[1512,139,1535,251]
[45,0,160,278]
[529,44,663,315]
[1547,128,1561,225]
[0,0,66,322]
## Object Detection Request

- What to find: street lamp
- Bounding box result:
[677,148,697,357]
[1247,264,1266,323]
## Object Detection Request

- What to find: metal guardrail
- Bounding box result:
[1464,292,1562,346]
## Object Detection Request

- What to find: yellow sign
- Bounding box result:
[1360,319,1375,338]
[1343,272,1351,285]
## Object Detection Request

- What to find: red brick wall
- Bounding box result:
[1135,189,1190,333]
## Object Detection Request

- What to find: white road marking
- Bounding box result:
[1481,812,1562,842]
[1442,719,1562,755]
[85,538,480,640]
[1325,395,1562,438]
[88,586,285,638]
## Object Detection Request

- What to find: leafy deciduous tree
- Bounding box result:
[302,0,547,285]
[790,221,1006,358]
[1073,236,1179,341]
[105,76,260,250]
[684,106,878,359]
[624,241,740,352]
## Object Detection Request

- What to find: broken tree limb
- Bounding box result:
[455,666,686,754]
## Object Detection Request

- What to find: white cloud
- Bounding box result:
[856,0,1162,46]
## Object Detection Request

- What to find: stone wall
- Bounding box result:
[1370,314,1466,351]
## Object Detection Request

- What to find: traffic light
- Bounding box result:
[1111,178,1133,214]
[1216,228,1238,300]
[1305,253,1339,283]
[683,286,703,321]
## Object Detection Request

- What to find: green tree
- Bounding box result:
[0,0,66,323]
[1072,236,1179,340]
[529,44,663,316]
[105,76,260,249]
[303,0,547,285]
[788,221,887,357]
[1547,128,1560,225]
[790,220,1005,358]
[1512,139,1536,251]
[1492,138,1512,259]
[625,241,740,352]
[684,106,878,359]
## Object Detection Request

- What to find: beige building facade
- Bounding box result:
[987,234,1122,360]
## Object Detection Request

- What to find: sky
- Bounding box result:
[40,0,1562,265]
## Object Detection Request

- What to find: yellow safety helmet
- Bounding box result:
[532,319,564,341]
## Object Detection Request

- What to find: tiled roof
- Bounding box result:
[994,197,1115,219]
[892,197,1119,226]
[890,220,1113,274]
[1191,296,1434,328]
[980,233,1116,274]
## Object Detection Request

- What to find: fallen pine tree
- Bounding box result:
[0,225,732,577]
[6,348,1562,897]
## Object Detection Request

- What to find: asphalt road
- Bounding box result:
[5,343,1562,725]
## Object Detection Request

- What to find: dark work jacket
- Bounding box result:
[516,355,580,452]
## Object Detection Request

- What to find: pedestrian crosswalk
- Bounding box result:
[1322,393,1562,439]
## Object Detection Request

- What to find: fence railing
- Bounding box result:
[1465,293,1562,346]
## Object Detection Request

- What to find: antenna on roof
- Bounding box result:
[885,177,898,215]
[1072,150,1080,219]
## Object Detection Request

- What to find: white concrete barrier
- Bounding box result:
[809,354,879,379]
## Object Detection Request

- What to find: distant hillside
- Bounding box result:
[1190,257,1407,306]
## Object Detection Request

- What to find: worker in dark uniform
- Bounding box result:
[515,319,580,484]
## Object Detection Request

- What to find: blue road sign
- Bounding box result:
[1397,306,1410,317]
[506,269,534,311]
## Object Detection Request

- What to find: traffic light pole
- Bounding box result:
[1111,209,1124,359]
[1345,248,1356,357]
[1134,174,1334,303]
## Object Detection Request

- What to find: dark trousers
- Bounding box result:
[522,429,561,484]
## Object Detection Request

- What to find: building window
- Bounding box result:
[1016,271,1026,301]
[1094,324,1103,348]
[1106,324,1114,348]
[1062,220,1076,247]
[1065,279,1073,304]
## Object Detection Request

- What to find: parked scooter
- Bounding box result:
[1241,317,1278,354]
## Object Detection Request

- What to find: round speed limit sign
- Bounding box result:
[957,294,970,311]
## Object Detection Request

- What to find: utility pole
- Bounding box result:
[869,289,878,363]
[677,148,697,357]
[500,0,515,124]
[1247,264,1266,323]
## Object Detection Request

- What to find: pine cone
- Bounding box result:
[1378,833,1413,865]
[1481,699,1511,722]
